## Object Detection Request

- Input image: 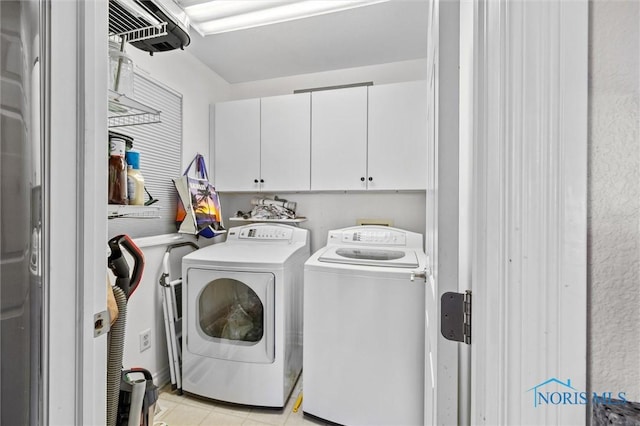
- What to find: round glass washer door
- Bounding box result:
[186,268,275,363]
[199,278,264,343]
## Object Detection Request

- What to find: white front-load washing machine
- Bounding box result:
[181,223,309,407]
[303,226,428,426]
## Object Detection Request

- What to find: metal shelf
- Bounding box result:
[108,1,172,128]
[109,0,167,44]
[108,90,161,128]
[108,204,161,219]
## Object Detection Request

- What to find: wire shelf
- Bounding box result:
[108,204,161,219]
[109,0,168,43]
[108,90,161,128]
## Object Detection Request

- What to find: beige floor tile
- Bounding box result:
[160,403,211,426]
[245,408,290,425]
[155,398,179,420]
[156,378,311,426]
[198,410,246,426]
[179,395,222,411]
[212,402,252,419]
[242,420,279,426]
[160,390,191,404]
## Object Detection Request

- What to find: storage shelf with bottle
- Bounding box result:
[108,131,159,219]
[107,4,167,219]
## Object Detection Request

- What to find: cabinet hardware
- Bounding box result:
[360,177,365,181]
[368,177,373,181]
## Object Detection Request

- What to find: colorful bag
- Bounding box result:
[173,154,224,238]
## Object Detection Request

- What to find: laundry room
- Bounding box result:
[103,0,430,425]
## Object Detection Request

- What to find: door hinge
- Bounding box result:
[441,290,471,344]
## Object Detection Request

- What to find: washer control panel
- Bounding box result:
[339,229,406,246]
[238,226,293,241]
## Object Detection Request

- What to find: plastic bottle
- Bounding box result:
[125,150,145,206]
[108,138,128,204]
[109,40,134,97]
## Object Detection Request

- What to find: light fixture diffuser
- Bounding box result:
[182,0,390,36]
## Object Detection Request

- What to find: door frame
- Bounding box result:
[426,0,462,424]
[468,0,588,424]
[45,0,108,424]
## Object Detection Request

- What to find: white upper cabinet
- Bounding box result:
[261,93,311,192]
[311,86,368,191]
[213,94,311,192]
[213,81,427,192]
[213,98,261,191]
[367,80,428,190]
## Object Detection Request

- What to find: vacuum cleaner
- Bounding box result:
[107,234,158,426]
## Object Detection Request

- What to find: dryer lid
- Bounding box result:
[318,246,419,268]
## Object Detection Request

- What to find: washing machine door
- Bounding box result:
[186,268,275,363]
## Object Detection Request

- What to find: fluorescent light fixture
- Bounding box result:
[182,0,389,36]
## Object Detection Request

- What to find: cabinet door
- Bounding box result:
[367,81,428,190]
[261,93,311,191]
[213,98,260,191]
[311,86,368,191]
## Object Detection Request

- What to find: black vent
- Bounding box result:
[109,0,190,54]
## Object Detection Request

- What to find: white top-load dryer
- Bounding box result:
[182,223,309,407]
[303,225,428,426]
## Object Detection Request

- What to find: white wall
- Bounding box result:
[589,0,640,401]
[229,58,428,99]
[128,47,231,170]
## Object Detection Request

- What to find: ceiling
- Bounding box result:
[179,1,429,84]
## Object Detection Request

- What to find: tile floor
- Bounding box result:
[154,377,328,426]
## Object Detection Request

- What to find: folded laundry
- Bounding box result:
[251,204,295,220]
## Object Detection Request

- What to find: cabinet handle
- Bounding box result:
[254,179,259,183]
[260,179,264,183]
[368,177,373,182]
[360,177,365,182]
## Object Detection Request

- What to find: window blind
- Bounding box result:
[108,71,182,239]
